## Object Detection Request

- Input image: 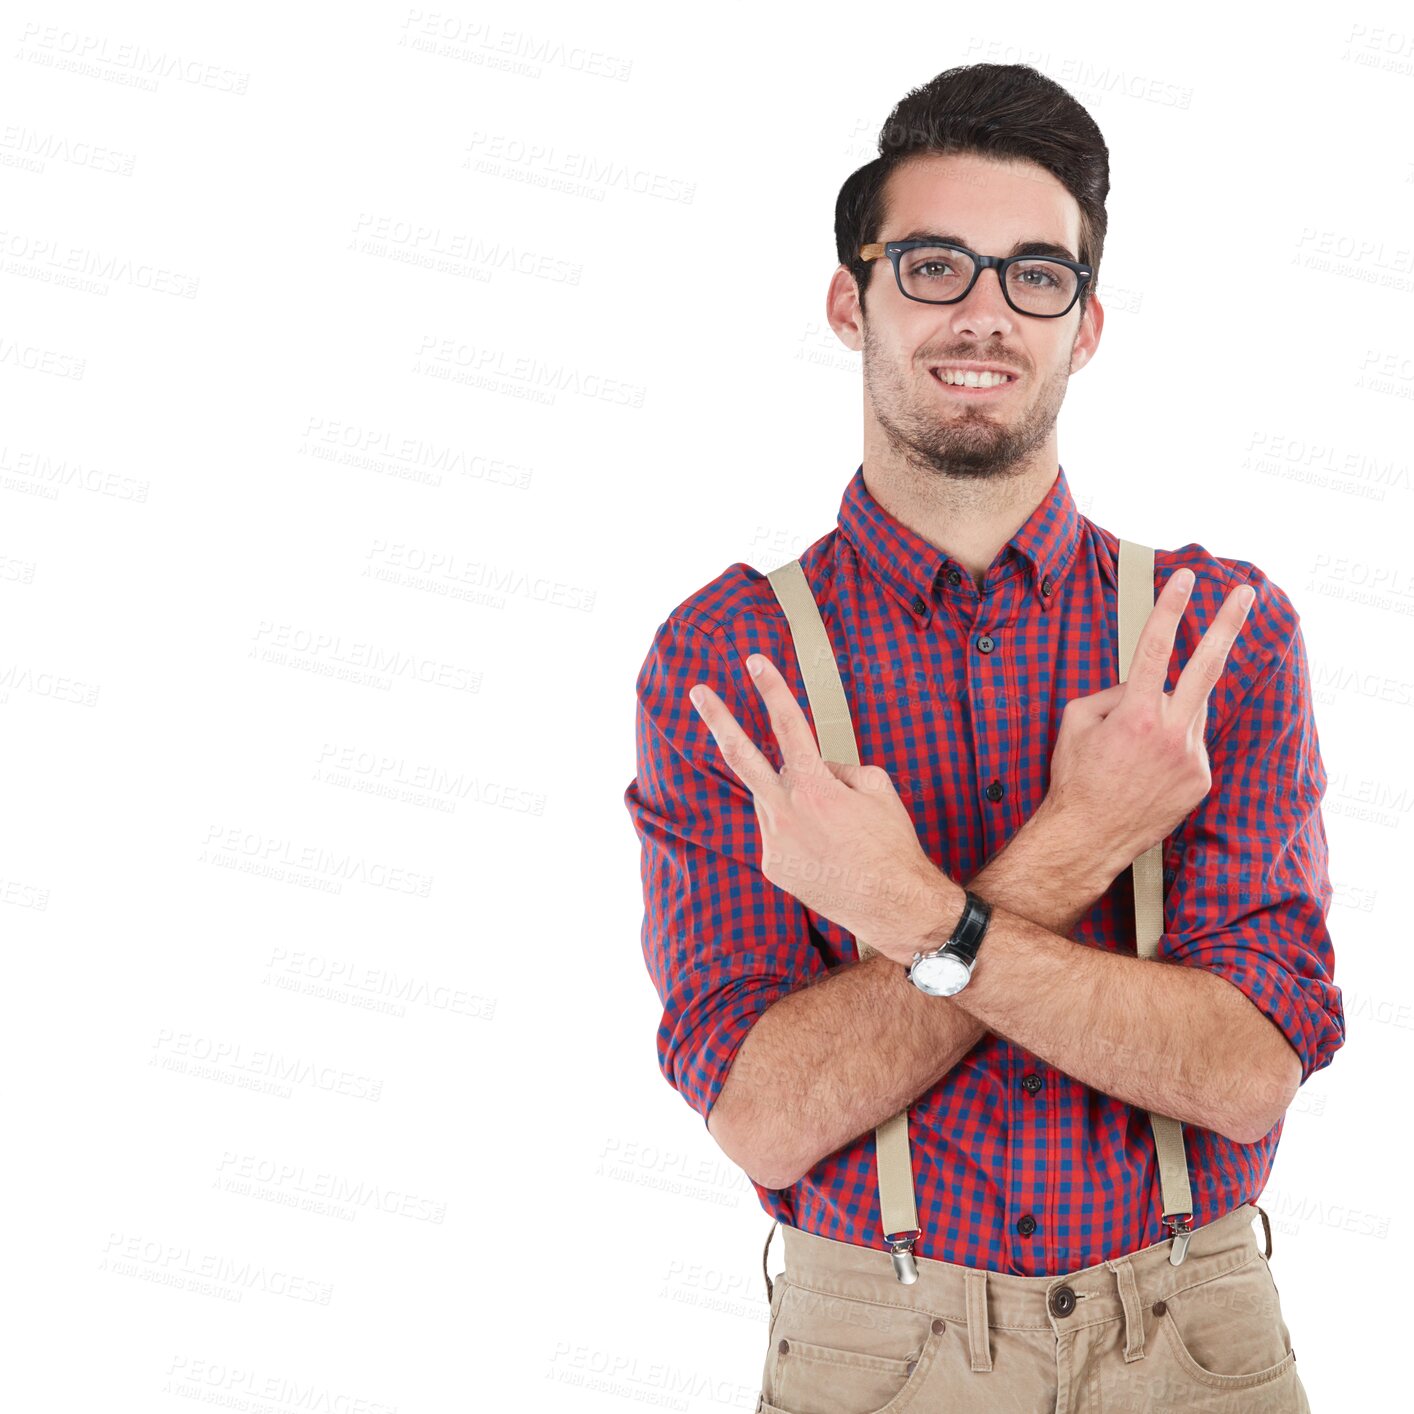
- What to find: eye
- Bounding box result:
[1010,263,1063,289]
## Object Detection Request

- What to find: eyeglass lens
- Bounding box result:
[899,246,1078,315]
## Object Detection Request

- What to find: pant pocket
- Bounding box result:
[1112,1255,1305,1411]
[773,1339,917,1413]
[759,1279,944,1414]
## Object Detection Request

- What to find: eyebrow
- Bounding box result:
[900,229,1079,263]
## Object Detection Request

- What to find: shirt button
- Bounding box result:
[912,594,926,614]
[1050,1285,1077,1317]
[1021,1072,1042,1095]
[946,568,962,587]
[1041,574,1053,596]
[1152,1300,1167,1316]
[984,779,1003,802]
[976,634,995,653]
[1016,1214,1036,1236]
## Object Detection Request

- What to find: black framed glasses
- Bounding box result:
[860,239,1093,318]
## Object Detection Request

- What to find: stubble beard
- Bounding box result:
[862,320,1070,482]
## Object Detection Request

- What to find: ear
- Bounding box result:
[826,264,866,353]
[1069,291,1104,374]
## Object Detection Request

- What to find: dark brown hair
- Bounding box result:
[835,63,1110,318]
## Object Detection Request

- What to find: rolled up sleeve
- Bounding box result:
[623,614,827,1128]
[1157,580,1345,1088]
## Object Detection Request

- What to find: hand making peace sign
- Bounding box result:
[687,567,1257,961]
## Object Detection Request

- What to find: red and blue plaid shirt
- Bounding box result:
[623,463,1344,1276]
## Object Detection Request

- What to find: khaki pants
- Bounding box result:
[755,1202,1310,1412]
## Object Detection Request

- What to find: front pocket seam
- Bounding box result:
[771,1315,946,1414]
[1158,1307,1297,1389]
[779,1337,916,1376]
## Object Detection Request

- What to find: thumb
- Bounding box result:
[822,759,866,788]
[827,760,898,797]
[1066,681,1128,721]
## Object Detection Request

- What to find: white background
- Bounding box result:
[3,2,1410,1410]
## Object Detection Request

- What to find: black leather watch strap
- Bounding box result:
[945,889,993,965]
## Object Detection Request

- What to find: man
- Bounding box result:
[623,62,1341,1411]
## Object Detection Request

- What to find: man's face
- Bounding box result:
[846,152,1100,480]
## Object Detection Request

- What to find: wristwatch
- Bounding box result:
[907,889,993,996]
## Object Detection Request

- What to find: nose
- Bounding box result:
[948,266,1016,342]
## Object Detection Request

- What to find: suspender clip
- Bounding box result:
[1164,1213,1194,1266]
[886,1230,920,1284]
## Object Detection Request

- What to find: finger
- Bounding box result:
[688,682,783,804]
[1170,581,1258,720]
[1122,568,1195,698]
[1066,682,1127,721]
[827,760,879,792]
[743,653,832,780]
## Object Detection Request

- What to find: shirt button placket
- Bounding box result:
[975,632,999,817]
[1015,1066,1044,1265]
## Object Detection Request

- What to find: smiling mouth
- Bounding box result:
[930,368,1019,394]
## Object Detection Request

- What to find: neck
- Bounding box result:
[860,429,1060,593]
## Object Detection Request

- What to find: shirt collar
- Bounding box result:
[836,462,1092,620]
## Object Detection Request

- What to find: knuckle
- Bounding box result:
[1125,708,1159,737]
[1182,766,1210,802]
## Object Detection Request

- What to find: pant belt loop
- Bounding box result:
[1254,1203,1273,1260]
[761,1220,778,1304]
[964,1270,993,1372]
[1104,1257,1146,1362]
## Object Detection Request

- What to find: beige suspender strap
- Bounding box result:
[1117,538,1195,1265]
[765,558,923,1283]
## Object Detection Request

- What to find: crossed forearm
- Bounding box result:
[706,805,1119,1191]
[931,884,1301,1146]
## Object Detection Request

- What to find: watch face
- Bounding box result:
[911,951,971,997]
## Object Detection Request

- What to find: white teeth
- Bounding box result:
[935,368,1013,388]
